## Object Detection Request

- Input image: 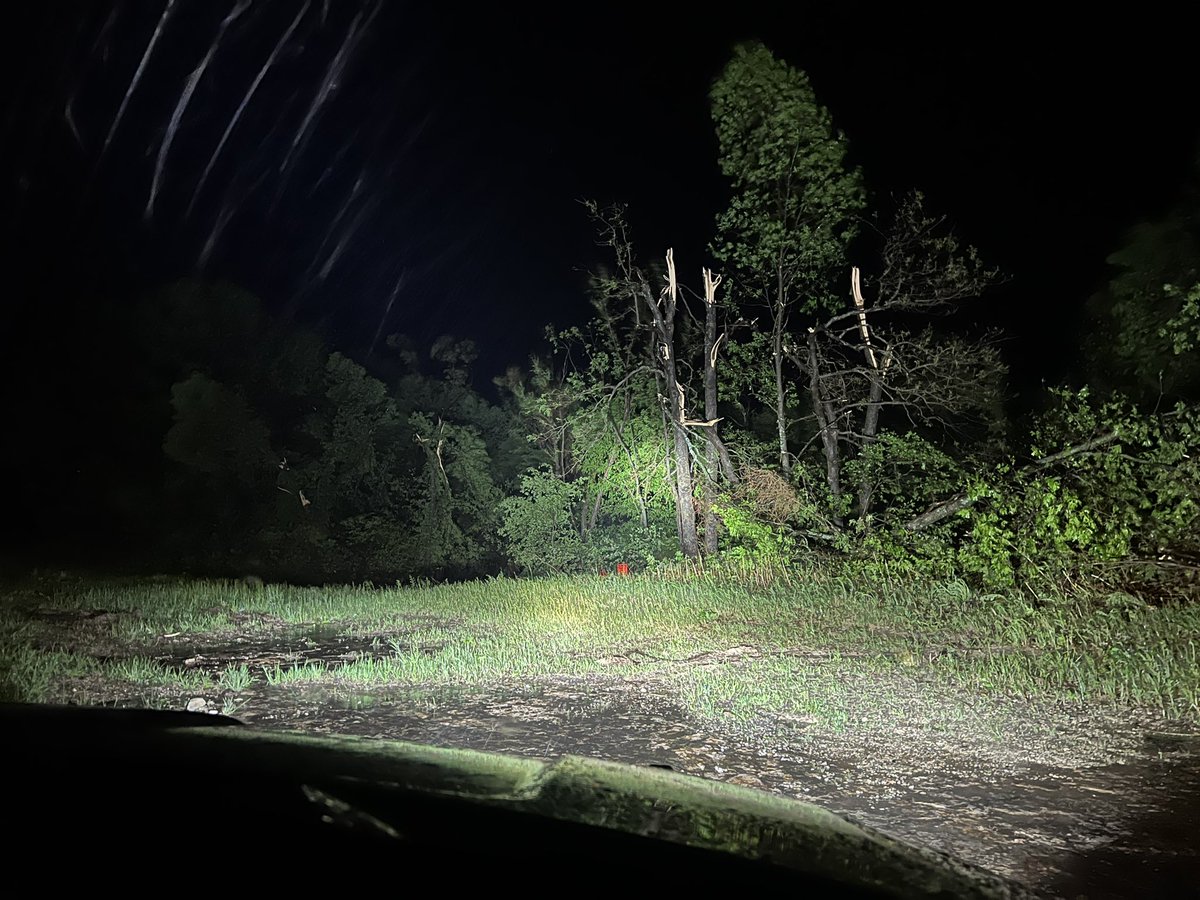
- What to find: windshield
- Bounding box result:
[2,4,1197,896]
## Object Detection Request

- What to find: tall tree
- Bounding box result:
[1080,152,1200,402]
[711,41,866,474]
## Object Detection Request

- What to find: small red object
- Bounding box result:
[616,563,630,576]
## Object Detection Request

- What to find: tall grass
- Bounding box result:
[3,569,1198,718]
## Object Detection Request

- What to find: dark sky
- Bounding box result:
[2,2,1196,390]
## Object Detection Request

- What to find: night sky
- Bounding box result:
[2,3,1196,388]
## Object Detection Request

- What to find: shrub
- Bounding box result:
[498,468,584,574]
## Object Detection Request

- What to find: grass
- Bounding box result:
[218,664,253,692]
[0,643,96,703]
[103,656,213,690]
[263,661,329,685]
[2,567,1198,722]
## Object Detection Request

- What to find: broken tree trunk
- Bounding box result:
[642,249,700,558]
[703,267,725,554]
[851,266,893,524]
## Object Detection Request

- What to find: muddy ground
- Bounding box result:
[41,622,1200,898]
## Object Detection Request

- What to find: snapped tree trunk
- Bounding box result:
[642,250,699,558]
[702,267,726,555]
[856,378,883,522]
[851,265,887,524]
[671,410,699,557]
[856,349,891,523]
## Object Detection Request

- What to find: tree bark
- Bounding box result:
[770,246,791,473]
[774,324,790,474]
[808,330,843,525]
[902,491,973,532]
[671,405,700,557]
[856,358,888,523]
[703,268,724,554]
[641,251,699,558]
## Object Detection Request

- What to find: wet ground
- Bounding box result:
[231,679,1197,899]
[41,624,1200,898]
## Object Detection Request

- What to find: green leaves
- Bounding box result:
[1082,212,1200,401]
[1162,281,1200,358]
[711,41,865,313]
[959,387,1200,593]
[164,372,271,479]
[498,468,584,574]
[407,412,503,573]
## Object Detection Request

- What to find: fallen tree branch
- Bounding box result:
[1027,430,1121,470]
[903,431,1120,532]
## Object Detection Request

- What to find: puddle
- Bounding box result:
[155,628,443,676]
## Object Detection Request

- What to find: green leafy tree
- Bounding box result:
[144,283,521,580]
[499,468,584,574]
[711,41,866,473]
[406,413,503,575]
[1163,282,1200,358]
[164,373,273,478]
[394,335,541,493]
[502,324,677,563]
[501,227,709,565]
[1082,152,1200,402]
[266,352,407,579]
[162,372,274,562]
[1083,217,1200,401]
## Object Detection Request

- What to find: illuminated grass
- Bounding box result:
[264,661,328,685]
[3,568,1199,719]
[670,655,854,732]
[0,644,96,703]
[336,633,602,685]
[218,664,253,691]
[103,656,213,690]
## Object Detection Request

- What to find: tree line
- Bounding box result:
[15,42,1197,598]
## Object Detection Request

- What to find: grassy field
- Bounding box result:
[2,566,1198,725]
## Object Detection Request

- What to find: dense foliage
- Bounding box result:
[124,281,523,582]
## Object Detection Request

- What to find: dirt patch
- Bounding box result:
[26,619,1200,898]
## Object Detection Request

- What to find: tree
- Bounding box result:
[701,263,737,552]
[140,280,525,580]
[163,372,274,559]
[500,318,671,549]
[1082,216,1200,402]
[791,193,1006,531]
[275,352,408,579]
[711,41,866,474]
[164,373,273,479]
[948,387,1200,596]
[587,204,737,558]
[498,468,584,574]
[407,412,502,574]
